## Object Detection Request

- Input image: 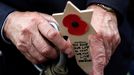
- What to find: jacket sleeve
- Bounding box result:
[0,2,15,43]
[86,0,129,18]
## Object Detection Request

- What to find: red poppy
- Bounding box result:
[63,14,89,35]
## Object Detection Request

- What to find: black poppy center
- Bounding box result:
[71,21,79,28]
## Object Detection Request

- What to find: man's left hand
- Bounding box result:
[87,4,121,75]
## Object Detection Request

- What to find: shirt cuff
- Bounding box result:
[1,13,12,44]
[0,2,16,44]
[86,0,129,17]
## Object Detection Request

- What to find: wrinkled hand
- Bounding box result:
[88,5,121,75]
[4,11,73,64]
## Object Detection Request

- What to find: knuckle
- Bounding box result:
[16,35,31,52]
[41,47,56,59]
[16,42,22,49]
[30,16,38,23]
[20,22,34,33]
[29,15,39,25]
[113,32,121,44]
[25,12,39,21]
[96,56,106,67]
[116,33,121,40]
[28,12,41,24]
[103,32,114,41]
[43,46,52,53]
[21,27,31,34]
[16,42,27,52]
[39,18,47,25]
[39,45,47,53]
[60,42,70,53]
[16,43,23,50]
[47,29,59,40]
[20,26,33,39]
[41,46,51,55]
[116,34,121,44]
[107,32,113,38]
[37,56,45,62]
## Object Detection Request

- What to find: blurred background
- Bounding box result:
[127,0,134,75]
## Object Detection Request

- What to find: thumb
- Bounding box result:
[88,34,106,75]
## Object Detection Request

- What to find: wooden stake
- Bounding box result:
[52,1,96,74]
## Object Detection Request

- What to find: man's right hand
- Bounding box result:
[3,11,73,64]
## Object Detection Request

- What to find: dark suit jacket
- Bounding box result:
[0,0,133,75]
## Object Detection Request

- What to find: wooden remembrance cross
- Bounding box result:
[52,1,96,74]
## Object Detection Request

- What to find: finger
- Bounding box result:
[103,38,112,64]
[38,19,72,55]
[88,34,106,75]
[108,16,120,51]
[18,36,45,63]
[16,34,39,64]
[100,15,116,58]
[102,15,113,62]
[22,52,38,64]
[27,42,47,63]
[32,31,58,59]
[65,38,74,58]
[101,14,113,42]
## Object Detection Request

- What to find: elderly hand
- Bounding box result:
[87,5,121,75]
[3,11,73,64]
